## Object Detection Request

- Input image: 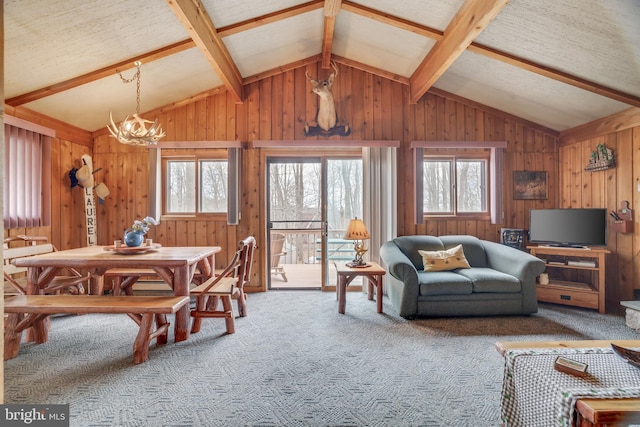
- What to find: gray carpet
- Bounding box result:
[4,291,639,427]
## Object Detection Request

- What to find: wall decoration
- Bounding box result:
[69,154,110,246]
[304,62,351,137]
[585,143,615,171]
[513,171,548,200]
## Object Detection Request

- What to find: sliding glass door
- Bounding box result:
[267,156,363,290]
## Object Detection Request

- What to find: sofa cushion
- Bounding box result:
[418,271,473,296]
[439,235,488,268]
[455,268,521,293]
[394,235,444,269]
[419,245,471,271]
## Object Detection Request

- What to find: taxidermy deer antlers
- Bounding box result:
[304,62,350,137]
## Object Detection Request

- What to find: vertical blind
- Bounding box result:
[363,146,398,263]
[3,124,49,229]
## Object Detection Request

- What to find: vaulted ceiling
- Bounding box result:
[5,0,640,134]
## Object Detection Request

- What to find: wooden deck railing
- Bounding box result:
[270,230,354,265]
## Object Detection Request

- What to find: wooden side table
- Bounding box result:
[334,261,386,314]
[575,398,640,426]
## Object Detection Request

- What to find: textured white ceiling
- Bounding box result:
[4,0,639,132]
[332,11,436,78]
[475,0,640,97]
[5,0,188,97]
[222,9,325,77]
[23,49,222,131]
[435,50,630,131]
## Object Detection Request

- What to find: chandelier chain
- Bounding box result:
[116,61,142,114]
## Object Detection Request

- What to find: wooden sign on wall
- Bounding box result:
[81,154,97,246]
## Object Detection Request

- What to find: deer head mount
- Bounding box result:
[304,62,350,137]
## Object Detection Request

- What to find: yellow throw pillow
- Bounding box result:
[419,245,471,271]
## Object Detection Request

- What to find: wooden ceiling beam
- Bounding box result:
[332,55,410,85]
[321,0,342,68]
[345,0,640,107]
[321,17,337,69]
[409,0,509,104]
[167,0,243,103]
[559,107,640,145]
[5,39,195,107]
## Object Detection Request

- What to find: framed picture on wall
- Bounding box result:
[513,171,548,200]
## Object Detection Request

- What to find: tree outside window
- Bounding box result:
[165,157,228,215]
[422,156,488,217]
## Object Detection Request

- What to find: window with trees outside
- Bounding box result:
[163,153,228,215]
[422,154,489,218]
[412,141,505,224]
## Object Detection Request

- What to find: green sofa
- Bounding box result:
[380,235,545,319]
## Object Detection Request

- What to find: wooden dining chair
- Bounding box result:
[3,235,88,295]
[234,236,255,317]
[190,248,242,334]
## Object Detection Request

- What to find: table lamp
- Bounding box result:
[343,217,370,267]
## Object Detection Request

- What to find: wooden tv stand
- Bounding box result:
[528,246,609,314]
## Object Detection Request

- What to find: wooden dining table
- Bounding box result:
[13,245,221,342]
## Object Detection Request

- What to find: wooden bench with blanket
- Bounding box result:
[496,340,640,427]
[4,294,190,364]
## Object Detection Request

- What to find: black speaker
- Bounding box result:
[500,228,525,250]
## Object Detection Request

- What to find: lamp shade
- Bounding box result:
[343,218,370,240]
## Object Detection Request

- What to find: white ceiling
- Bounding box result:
[4,0,640,133]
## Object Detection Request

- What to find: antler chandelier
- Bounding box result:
[107,61,165,146]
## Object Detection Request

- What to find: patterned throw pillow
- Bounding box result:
[418,244,471,271]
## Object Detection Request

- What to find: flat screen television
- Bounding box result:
[528,208,607,248]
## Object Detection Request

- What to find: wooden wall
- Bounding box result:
[9,63,560,294]
[87,63,560,292]
[559,112,640,310]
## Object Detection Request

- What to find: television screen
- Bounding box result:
[529,208,607,247]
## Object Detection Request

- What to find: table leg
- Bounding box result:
[25,267,52,342]
[338,275,347,314]
[365,276,384,313]
[375,275,383,313]
[173,266,190,342]
[89,270,105,295]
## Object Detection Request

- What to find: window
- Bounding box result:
[163,153,228,215]
[3,123,51,229]
[411,141,506,224]
[422,156,488,215]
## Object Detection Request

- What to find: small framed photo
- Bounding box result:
[513,171,548,200]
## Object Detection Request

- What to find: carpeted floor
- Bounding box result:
[4,291,639,427]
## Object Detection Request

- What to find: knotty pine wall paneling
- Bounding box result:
[17,63,562,293]
[559,121,640,311]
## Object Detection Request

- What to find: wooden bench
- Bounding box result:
[496,340,640,427]
[3,235,88,295]
[4,295,190,364]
